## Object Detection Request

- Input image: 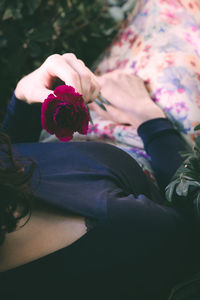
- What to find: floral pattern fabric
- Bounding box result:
[94,0,200,142]
[41,0,200,184]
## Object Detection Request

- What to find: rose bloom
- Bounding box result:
[41,85,90,141]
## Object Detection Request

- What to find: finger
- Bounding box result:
[89,102,133,125]
[31,88,54,103]
[62,53,100,102]
[43,54,82,94]
[63,54,99,102]
[88,102,111,120]
[88,77,101,102]
[14,69,55,104]
[105,104,132,124]
[62,53,94,76]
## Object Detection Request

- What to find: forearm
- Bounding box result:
[138,118,188,192]
[1,93,42,143]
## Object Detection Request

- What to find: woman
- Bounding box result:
[0,53,196,300]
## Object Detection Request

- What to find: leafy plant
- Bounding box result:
[0,0,128,121]
[165,124,200,220]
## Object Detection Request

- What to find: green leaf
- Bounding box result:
[0,0,6,13]
[165,179,179,202]
[176,179,190,197]
[25,0,42,15]
[194,123,200,131]
[77,3,84,13]
[2,2,23,20]
[62,40,69,50]
[0,36,7,48]
[193,192,200,220]
[2,7,15,20]
[189,181,200,188]
[28,41,41,58]
[179,150,192,158]
[29,25,54,42]
[195,136,200,149]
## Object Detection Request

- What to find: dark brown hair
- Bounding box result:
[0,131,36,245]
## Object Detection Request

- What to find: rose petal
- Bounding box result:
[41,98,59,133]
[55,127,74,142]
[41,94,55,115]
[78,112,89,134]
[54,85,83,104]
[54,85,75,97]
[41,85,88,142]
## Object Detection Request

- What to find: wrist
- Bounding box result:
[128,106,166,129]
[138,109,166,126]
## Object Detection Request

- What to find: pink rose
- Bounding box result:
[41,85,89,141]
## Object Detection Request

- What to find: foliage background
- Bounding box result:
[0,0,132,121]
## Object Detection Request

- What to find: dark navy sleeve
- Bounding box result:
[138,118,188,192]
[1,93,42,143]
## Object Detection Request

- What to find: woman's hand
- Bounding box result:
[90,70,165,128]
[15,53,100,104]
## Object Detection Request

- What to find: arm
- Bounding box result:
[1,94,42,143]
[1,53,100,143]
[94,70,189,192]
[138,118,188,192]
